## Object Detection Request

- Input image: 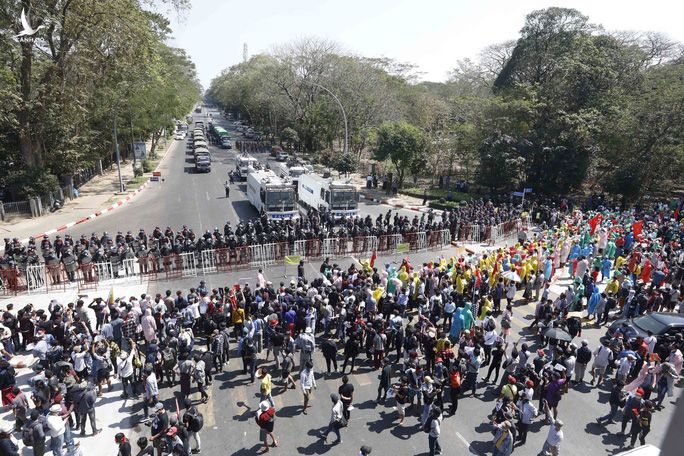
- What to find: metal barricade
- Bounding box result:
[46,263,70,290]
[201,249,217,275]
[76,264,99,291]
[121,258,139,281]
[438,229,451,247]
[162,255,181,280]
[95,262,115,283]
[404,232,427,252]
[138,256,160,281]
[305,239,322,259]
[215,248,232,272]
[293,240,306,258]
[231,246,252,269]
[322,238,339,259]
[0,268,19,296]
[351,236,378,257]
[26,264,46,293]
[260,243,277,266]
[248,244,264,267]
[179,252,197,277]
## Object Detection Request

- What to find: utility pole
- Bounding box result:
[301,80,348,155]
[112,109,125,192]
[243,43,248,62]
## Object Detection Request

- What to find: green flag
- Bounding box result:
[396,243,410,254]
[284,255,301,266]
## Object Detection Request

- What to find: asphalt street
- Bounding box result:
[21,109,680,454]
[51,107,420,242]
[140,250,679,456]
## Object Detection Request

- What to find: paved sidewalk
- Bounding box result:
[0,138,176,248]
[346,173,429,210]
[0,282,149,456]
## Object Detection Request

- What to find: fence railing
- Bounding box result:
[1,230,456,296]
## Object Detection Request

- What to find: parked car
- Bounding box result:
[175,131,186,140]
[607,312,684,341]
[276,151,289,162]
[194,155,211,173]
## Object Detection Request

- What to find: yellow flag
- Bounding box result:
[396,243,410,254]
[107,287,115,305]
[284,255,301,266]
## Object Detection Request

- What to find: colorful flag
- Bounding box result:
[369,250,377,268]
[284,255,301,266]
[588,214,602,235]
[632,220,643,238]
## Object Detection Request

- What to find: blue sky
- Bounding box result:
[169,0,684,88]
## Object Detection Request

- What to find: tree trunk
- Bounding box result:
[18,40,43,168]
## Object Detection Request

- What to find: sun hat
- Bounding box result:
[259,401,270,412]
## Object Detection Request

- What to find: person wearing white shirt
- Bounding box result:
[515,394,538,445]
[117,349,136,398]
[46,404,66,456]
[644,332,657,354]
[591,343,614,386]
[541,401,564,455]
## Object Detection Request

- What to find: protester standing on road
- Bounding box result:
[255,400,278,453]
[224,181,230,198]
[540,401,564,456]
[321,393,344,445]
[491,420,514,456]
[320,338,339,374]
[300,361,316,414]
[182,399,203,454]
[425,406,443,456]
[46,404,66,456]
[338,375,355,421]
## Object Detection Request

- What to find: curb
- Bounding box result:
[9,181,151,247]
[359,193,433,214]
[3,139,177,251]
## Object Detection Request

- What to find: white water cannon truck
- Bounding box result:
[246,169,299,220]
[297,173,359,218]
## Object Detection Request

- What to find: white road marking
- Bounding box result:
[456,432,470,448]
[206,191,210,201]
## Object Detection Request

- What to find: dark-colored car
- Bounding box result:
[607,312,684,340]
[194,156,211,173]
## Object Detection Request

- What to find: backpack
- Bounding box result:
[162,349,175,369]
[484,317,496,332]
[449,371,461,388]
[22,425,34,447]
[422,416,434,433]
[243,342,256,358]
[188,411,203,432]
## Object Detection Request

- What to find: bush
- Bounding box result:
[133,166,143,177]
[142,159,154,173]
[400,187,474,202]
[429,199,462,211]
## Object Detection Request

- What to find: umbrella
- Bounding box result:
[543,327,573,342]
[502,270,521,282]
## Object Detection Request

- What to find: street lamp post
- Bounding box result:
[112,109,125,193]
[302,80,348,155]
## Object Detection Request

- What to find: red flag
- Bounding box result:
[632,220,643,238]
[475,267,482,288]
[369,249,377,268]
[588,214,602,235]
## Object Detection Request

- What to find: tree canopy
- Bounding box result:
[0,0,200,197]
[209,8,683,198]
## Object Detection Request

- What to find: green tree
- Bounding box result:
[373,121,426,187]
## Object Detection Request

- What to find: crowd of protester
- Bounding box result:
[0,199,681,455]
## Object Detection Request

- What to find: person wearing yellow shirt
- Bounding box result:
[604,276,619,295]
